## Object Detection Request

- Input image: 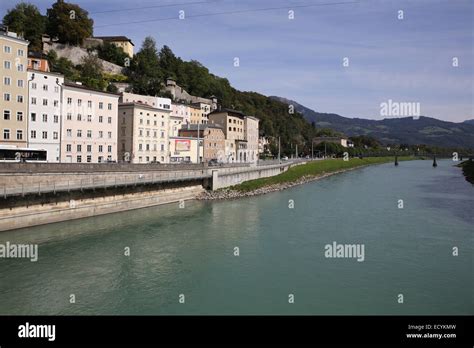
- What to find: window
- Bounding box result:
[88,101,92,108]
[99,116,103,123]
[139,144,142,151]
[108,145,112,153]
[67,129,72,137]
[17,130,23,140]
[4,77,10,85]
[53,132,58,140]
[87,155,92,163]
[87,130,92,138]
[42,131,47,139]
[31,97,36,105]
[87,115,92,122]
[54,115,59,123]
[31,82,37,90]
[3,129,10,140]
[17,112,23,121]
[4,61,11,69]
[18,79,23,88]
[77,114,82,121]
[77,145,82,152]
[4,46,11,53]
[42,99,47,106]
[99,131,103,138]
[17,64,24,72]
[87,145,92,152]
[4,110,10,120]
[67,113,72,120]
[17,95,23,103]
[42,114,47,122]
[108,103,112,110]
[146,144,150,151]
[140,119,143,125]
[43,84,48,91]
[53,100,58,107]
[31,130,36,139]
[77,155,82,163]
[17,49,24,57]
[108,131,112,139]
[54,86,59,93]
[99,102,103,109]
[99,145,103,153]
[161,131,164,138]
[161,144,165,151]
[31,113,36,122]
[108,117,112,124]
[77,130,82,137]
[77,99,82,106]
[66,144,71,152]
[67,98,72,105]
[4,93,10,101]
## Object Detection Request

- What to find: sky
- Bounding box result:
[1,0,473,122]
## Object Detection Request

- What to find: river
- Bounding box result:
[0,159,472,315]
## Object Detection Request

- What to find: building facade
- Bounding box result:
[244,116,259,163]
[179,124,225,162]
[168,136,203,163]
[208,109,259,163]
[61,82,119,163]
[118,102,170,163]
[27,70,64,162]
[0,29,28,147]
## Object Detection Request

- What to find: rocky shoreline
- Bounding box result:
[197,166,362,201]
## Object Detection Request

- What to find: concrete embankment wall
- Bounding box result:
[211,162,304,190]
[0,184,203,232]
[0,161,305,231]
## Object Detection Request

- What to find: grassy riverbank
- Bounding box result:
[232,156,414,192]
[457,160,474,185]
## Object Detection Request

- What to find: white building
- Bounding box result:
[27,70,64,162]
[61,82,119,163]
[244,116,259,163]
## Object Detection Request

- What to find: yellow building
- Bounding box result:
[93,36,134,57]
[0,29,29,147]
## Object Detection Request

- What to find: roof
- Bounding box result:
[64,81,120,96]
[118,102,169,112]
[93,36,134,46]
[209,108,246,118]
[181,124,223,131]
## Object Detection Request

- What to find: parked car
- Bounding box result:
[281,156,289,161]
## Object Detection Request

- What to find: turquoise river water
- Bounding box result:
[0,159,472,315]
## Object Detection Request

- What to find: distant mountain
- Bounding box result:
[270,96,474,150]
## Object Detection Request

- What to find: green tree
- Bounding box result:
[47,50,79,80]
[2,2,46,51]
[46,0,93,45]
[97,42,130,66]
[76,53,106,90]
[126,36,163,95]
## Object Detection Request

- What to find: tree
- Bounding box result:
[97,42,130,66]
[47,50,79,80]
[2,2,46,51]
[46,0,93,45]
[126,36,163,95]
[76,53,106,90]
